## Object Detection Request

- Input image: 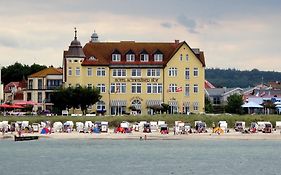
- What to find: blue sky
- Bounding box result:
[0,0,280,71]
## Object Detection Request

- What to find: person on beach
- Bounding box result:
[212,122,215,133]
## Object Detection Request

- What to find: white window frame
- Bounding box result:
[96,101,106,111]
[185,84,190,96]
[112,69,126,77]
[131,69,141,77]
[97,67,106,76]
[185,68,190,80]
[154,54,163,62]
[169,84,177,93]
[147,83,162,94]
[87,68,93,76]
[112,54,121,62]
[193,102,199,111]
[110,83,126,93]
[97,84,106,93]
[75,67,80,76]
[180,54,183,61]
[194,84,198,93]
[126,54,135,62]
[186,54,189,61]
[68,67,72,76]
[168,68,178,77]
[131,83,141,93]
[87,84,93,89]
[194,68,199,77]
[140,54,149,62]
[147,69,160,77]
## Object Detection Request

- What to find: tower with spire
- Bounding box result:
[90,30,99,42]
[63,28,86,84]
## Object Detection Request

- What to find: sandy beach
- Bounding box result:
[2,129,281,141]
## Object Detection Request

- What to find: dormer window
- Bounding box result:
[126,54,135,62]
[112,49,121,62]
[140,49,149,62]
[126,49,135,62]
[89,56,96,60]
[153,49,163,62]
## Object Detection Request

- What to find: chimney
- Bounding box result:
[175,40,179,44]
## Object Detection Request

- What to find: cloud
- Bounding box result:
[0,36,19,48]
[161,22,173,29]
[176,14,198,33]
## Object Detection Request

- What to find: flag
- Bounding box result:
[176,87,182,92]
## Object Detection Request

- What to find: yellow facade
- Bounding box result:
[64,40,205,115]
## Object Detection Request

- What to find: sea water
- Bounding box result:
[0,138,280,175]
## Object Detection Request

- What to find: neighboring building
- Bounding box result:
[205,87,243,113]
[268,81,281,90]
[24,67,63,112]
[4,80,27,103]
[63,29,206,115]
[0,68,3,103]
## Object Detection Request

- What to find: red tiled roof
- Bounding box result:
[81,41,205,67]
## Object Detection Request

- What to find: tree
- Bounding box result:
[225,94,244,114]
[51,86,101,115]
[205,97,213,113]
[1,62,47,85]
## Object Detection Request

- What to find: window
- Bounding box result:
[131,83,141,93]
[185,68,190,80]
[213,96,221,105]
[126,54,135,62]
[96,101,106,111]
[97,84,106,93]
[194,68,199,77]
[169,84,177,93]
[147,83,162,94]
[112,54,121,62]
[193,102,199,111]
[38,79,43,89]
[185,84,190,96]
[180,54,183,61]
[112,69,126,77]
[154,54,163,62]
[186,54,189,61]
[28,79,33,89]
[75,67,80,76]
[27,93,32,101]
[168,68,178,77]
[131,69,141,77]
[87,84,92,89]
[47,80,62,89]
[110,83,126,93]
[68,67,72,76]
[147,69,160,77]
[38,92,42,103]
[140,54,149,62]
[87,68,93,76]
[97,68,106,76]
[194,84,198,93]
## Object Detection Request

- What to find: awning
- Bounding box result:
[146,100,161,107]
[169,101,178,106]
[242,101,263,108]
[110,100,126,106]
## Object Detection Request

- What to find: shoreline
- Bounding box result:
[2,130,281,141]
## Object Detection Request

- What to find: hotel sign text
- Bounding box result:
[114,78,159,83]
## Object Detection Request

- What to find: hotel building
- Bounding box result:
[63,30,206,115]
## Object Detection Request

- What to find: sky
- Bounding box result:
[0,0,281,71]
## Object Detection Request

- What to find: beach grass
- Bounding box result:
[1,114,281,128]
